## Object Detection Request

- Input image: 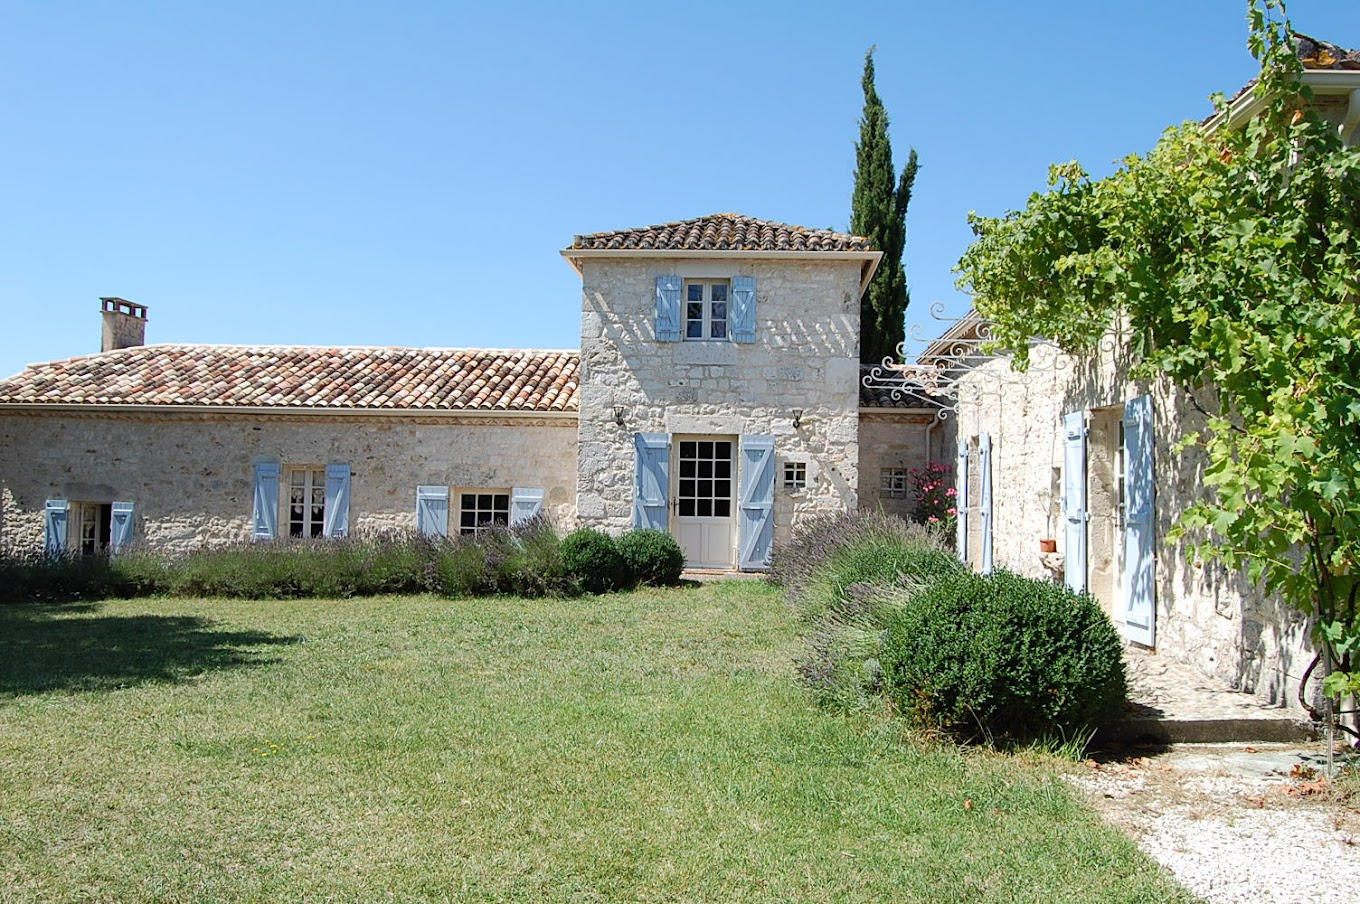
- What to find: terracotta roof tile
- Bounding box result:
[0,345,580,413]
[571,213,873,253]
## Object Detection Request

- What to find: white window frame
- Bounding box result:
[783,461,807,491]
[683,279,730,341]
[285,466,327,539]
[458,490,511,536]
[880,467,909,500]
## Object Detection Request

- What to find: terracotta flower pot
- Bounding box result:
[1039,538,1058,554]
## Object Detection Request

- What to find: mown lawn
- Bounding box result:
[0,583,1189,902]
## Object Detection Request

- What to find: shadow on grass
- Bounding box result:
[0,604,301,696]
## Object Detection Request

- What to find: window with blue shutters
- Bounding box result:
[657,275,757,343]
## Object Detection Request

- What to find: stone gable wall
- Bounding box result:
[954,341,1313,709]
[0,412,577,553]
[575,257,863,553]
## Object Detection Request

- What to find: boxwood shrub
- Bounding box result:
[617,529,684,587]
[559,528,628,595]
[881,570,1127,741]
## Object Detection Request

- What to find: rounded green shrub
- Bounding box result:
[559,528,627,595]
[616,529,685,587]
[881,570,1127,742]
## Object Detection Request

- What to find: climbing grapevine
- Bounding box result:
[955,0,1360,706]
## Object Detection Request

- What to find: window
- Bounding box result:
[880,467,909,500]
[460,491,509,535]
[676,440,733,518]
[783,461,807,491]
[288,467,327,538]
[75,502,111,555]
[684,280,729,340]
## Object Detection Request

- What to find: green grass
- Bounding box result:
[0,584,1189,902]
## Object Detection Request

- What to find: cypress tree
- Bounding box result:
[850,48,918,364]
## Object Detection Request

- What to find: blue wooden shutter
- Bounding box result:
[323,464,351,538]
[731,276,757,343]
[1062,412,1088,593]
[739,435,776,571]
[416,485,449,537]
[955,441,969,563]
[44,499,69,558]
[1122,396,1156,646]
[633,433,670,530]
[252,462,280,540]
[510,487,545,526]
[110,502,135,554]
[979,433,993,575]
[655,275,681,342]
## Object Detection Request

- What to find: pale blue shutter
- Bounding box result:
[955,441,969,563]
[979,433,993,575]
[44,499,69,558]
[731,276,756,343]
[110,502,135,554]
[416,485,449,537]
[510,487,545,526]
[1122,396,1156,646]
[252,462,280,540]
[655,275,681,342]
[633,433,670,530]
[323,464,351,538]
[1062,412,1088,593]
[738,435,776,571]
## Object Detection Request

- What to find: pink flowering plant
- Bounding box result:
[908,461,957,542]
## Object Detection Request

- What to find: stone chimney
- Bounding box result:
[100,297,147,352]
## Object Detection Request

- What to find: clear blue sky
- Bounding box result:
[3,1,1357,378]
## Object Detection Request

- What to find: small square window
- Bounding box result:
[880,468,909,500]
[783,461,807,491]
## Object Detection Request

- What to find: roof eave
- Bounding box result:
[1206,68,1360,132]
[560,247,884,295]
[0,403,580,419]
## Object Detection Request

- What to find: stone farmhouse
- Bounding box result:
[944,41,1360,711]
[0,215,940,570]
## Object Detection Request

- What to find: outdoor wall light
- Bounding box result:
[613,405,626,426]
[791,408,804,429]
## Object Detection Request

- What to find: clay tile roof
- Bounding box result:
[858,365,939,410]
[1295,34,1360,70]
[0,345,580,413]
[570,213,874,253]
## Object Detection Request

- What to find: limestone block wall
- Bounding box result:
[857,413,945,522]
[576,256,862,551]
[0,411,577,553]
[954,341,1313,709]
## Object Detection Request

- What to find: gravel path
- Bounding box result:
[1068,744,1360,904]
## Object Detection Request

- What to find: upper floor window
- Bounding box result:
[685,280,728,340]
[655,275,756,344]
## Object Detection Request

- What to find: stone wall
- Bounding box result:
[576,256,863,561]
[0,411,577,553]
[857,412,946,522]
[954,341,1313,709]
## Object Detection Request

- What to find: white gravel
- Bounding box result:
[1068,745,1360,904]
